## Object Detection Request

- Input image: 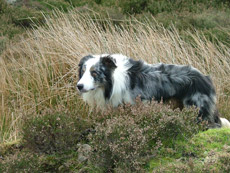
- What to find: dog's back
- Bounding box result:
[127,61,220,127]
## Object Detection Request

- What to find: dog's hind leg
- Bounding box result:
[183,93,221,128]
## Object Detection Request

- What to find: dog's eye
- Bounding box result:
[82,66,86,73]
[91,71,97,77]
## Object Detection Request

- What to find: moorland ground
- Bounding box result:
[1,0,230,172]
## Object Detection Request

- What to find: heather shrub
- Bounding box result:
[217,152,230,172]
[0,149,85,172]
[130,99,205,147]
[89,115,148,172]
[22,110,92,154]
[0,152,41,173]
[89,99,204,172]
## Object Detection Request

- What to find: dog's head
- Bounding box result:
[77,55,117,93]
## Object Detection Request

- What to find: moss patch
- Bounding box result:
[184,128,230,157]
[149,128,230,172]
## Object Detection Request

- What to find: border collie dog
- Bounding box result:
[77,54,230,128]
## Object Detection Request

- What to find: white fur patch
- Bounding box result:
[220,118,230,128]
[82,88,106,107]
[109,54,133,107]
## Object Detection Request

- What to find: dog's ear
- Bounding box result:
[101,56,117,69]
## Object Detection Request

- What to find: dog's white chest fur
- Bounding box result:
[82,88,133,108]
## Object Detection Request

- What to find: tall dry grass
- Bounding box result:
[0,9,230,143]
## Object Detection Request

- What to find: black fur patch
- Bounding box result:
[78,55,93,79]
[101,55,117,69]
[99,56,116,100]
[127,59,220,127]
[127,59,145,89]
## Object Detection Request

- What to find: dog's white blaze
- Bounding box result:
[77,57,100,91]
[78,71,94,91]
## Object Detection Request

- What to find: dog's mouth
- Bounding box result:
[78,87,96,93]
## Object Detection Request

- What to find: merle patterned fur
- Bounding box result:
[77,54,221,128]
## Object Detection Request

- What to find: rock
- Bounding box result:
[6,0,17,4]
[78,154,88,162]
[77,144,92,162]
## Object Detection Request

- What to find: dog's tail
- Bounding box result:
[220,118,230,128]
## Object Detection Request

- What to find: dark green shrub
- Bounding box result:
[120,0,149,14]
[0,0,7,14]
[39,0,70,11]
[146,0,175,15]
[10,6,44,28]
[95,0,102,4]
[22,111,92,154]
[64,0,96,7]
[214,0,230,5]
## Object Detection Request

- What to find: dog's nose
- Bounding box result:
[77,84,84,91]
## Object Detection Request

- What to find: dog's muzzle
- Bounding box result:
[76,84,96,93]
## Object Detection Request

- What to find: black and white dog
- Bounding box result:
[77,54,230,128]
